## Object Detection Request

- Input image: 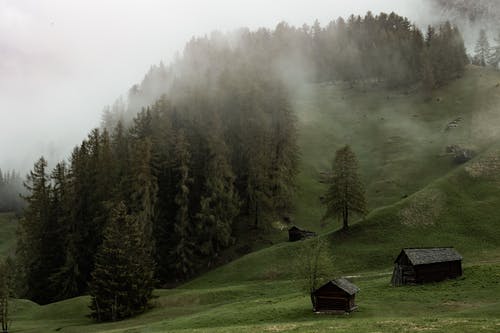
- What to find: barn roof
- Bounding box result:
[397,248,463,265]
[315,278,360,296]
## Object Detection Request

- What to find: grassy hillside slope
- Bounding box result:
[293,65,500,232]
[6,66,500,332]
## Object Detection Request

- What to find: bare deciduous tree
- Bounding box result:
[295,237,333,308]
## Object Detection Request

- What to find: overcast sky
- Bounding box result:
[0,0,435,172]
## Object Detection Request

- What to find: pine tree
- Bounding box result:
[322,145,367,230]
[89,202,154,322]
[474,29,490,67]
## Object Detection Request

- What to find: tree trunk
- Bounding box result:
[254,202,259,228]
[310,292,316,312]
[343,204,349,230]
[1,296,8,333]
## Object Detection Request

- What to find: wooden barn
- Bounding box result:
[391,247,463,286]
[311,278,359,313]
[288,226,316,242]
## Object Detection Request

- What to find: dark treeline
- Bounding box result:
[16,12,468,319]
[17,56,298,307]
[0,169,24,214]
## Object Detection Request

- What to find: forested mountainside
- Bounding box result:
[104,12,467,127]
[16,12,468,310]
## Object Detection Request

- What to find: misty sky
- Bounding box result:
[0,0,434,172]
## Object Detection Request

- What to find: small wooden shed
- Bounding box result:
[288,226,316,242]
[312,278,360,313]
[391,247,463,286]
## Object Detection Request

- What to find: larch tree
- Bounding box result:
[322,145,367,230]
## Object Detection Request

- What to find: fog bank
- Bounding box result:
[0,0,446,172]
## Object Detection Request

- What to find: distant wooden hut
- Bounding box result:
[288,226,316,242]
[312,278,360,313]
[391,247,463,286]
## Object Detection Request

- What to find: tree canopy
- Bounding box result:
[322,146,367,230]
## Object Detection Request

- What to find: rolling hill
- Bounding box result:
[5,66,500,332]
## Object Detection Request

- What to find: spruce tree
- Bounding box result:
[322,145,367,230]
[48,161,81,301]
[130,138,158,255]
[269,84,299,212]
[44,162,69,301]
[17,157,52,303]
[172,129,194,281]
[474,29,490,67]
[489,30,500,69]
[195,120,239,261]
[89,202,154,322]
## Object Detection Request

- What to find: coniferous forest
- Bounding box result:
[15,12,469,320]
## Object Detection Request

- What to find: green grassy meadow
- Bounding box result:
[5,66,500,332]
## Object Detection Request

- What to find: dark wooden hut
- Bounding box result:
[312,278,359,313]
[391,247,463,286]
[288,226,316,242]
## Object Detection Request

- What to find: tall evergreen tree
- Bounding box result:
[489,30,500,69]
[44,162,70,301]
[421,48,436,100]
[425,25,435,47]
[322,146,367,230]
[89,202,154,322]
[17,157,52,303]
[130,137,158,250]
[268,85,299,212]
[172,129,194,281]
[474,29,490,67]
[195,118,240,262]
